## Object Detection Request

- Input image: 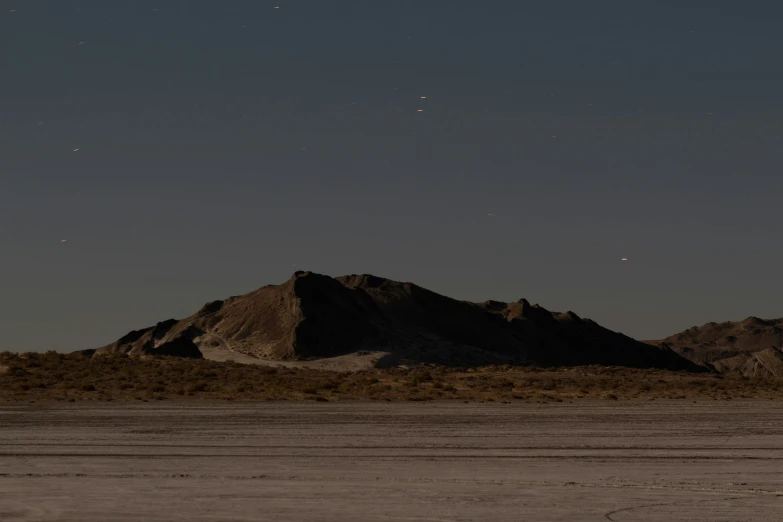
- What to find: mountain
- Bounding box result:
[95,271,700,371]
[651,317,783,377]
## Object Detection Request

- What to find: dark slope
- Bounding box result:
[96,271,700,371]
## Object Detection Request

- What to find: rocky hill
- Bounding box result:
[651,317,783,377]
[96,271,700,371]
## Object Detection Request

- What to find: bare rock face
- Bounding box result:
[96,319,201,359]
[95,271,701,371]
[651,317,783,375]
[710,348,783,378]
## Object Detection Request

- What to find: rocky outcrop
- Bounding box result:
[710,348,783,378]
[652,317,782,364]
[649,317,783,376]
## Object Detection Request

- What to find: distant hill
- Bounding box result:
[650,317,783,377]
[96,271,700,371]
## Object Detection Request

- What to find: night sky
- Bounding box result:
[2,0,782,352]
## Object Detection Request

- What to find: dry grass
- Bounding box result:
[1,351,782,403]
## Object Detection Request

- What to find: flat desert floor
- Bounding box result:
[1,402,783,521]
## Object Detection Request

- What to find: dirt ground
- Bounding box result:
[5,351,782,402]
[1,401,782,521]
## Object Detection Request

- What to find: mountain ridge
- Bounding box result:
[95,271,701,371]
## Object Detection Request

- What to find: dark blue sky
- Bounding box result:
[2,0,782,352]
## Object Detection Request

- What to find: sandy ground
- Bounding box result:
[198,345,394,370]
[1,401,782,521]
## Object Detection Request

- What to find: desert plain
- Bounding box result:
[2,401,783,521]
